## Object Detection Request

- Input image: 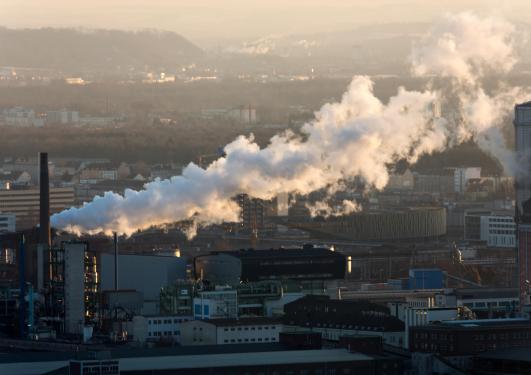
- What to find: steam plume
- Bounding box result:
[52,12,526,236]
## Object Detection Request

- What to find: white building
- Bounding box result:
[453,167,481,194]
[480,215,516,248]
[46,110,79,125]
[0,213,15,234]
[193,289,238,320]
[2,107,44,127]
[128,315,193,344]
[180,318,282,346]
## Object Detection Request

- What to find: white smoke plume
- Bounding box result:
[52,12,526,236]
[410,12,517,84]
[306,199,361,218]
[411,12,525,176]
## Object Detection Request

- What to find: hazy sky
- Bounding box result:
[2,0,530,43]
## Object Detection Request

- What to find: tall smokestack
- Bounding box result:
[113,232,118,291]
[39,152,50,247]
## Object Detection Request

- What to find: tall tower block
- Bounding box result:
[514,103,531,308]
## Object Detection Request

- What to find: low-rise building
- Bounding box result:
[283,295,405,347]
[180,318,282,346]
[128,315,193,344]
[410,318,531,356]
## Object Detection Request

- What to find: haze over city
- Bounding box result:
[1,2,531,375]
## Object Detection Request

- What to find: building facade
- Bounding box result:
[0,213,15,234]
[0,187,74,230]
[128,315,193,344]
[180,318,282,346]
[193,289,238,320]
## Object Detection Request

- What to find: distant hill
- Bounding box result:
[0,27,203,72]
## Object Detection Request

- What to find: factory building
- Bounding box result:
[410,318,531,357]
[63,242,92,335]
[284,296,405,347]
[194,245,346,286]
[0,186,74,230]
[99,253,187,314]
[292,207,446,241]
[193,289,238,320]
[0,345,405,375]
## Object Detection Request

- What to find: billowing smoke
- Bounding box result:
[52,12,526,236]
[410,12,517,84]
[411,12,526,176]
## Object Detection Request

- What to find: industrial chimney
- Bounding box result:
[39,152,50,247]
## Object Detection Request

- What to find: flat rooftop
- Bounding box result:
[0,347,375,375]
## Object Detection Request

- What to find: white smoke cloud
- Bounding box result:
[306,199,361,218]
[410,12,525,177]
[410,12,517,84]
[52,12,527,236]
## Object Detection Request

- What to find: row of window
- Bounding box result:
[148,330,179,337]
[461,300,517,309]
[223,326,277,332]
[223,337,277,343]
[148,318,189,325]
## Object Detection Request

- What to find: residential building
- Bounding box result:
[2,107,44,127]
[464,210,516,248]
[180,318,282,346]
[0,187,74,230]
[46,110,79,125]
